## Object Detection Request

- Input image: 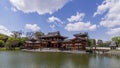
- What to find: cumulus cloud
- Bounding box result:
[65,22,96,31]
[67,12,85,22]
[48,16,63,24]
[10,0,69,15]
[25,24,40,31]
[94,0,120,27]
[0,25,12,36]
[65,12,96,31]
[106,27,120,36]
[11,7,17,12]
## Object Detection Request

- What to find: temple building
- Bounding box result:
[25,31,88,50]
[25,31,67,49]
[25,37,42,49]
[62,32,88,50]
[40,31,67,48]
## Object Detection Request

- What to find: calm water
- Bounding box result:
[0,51,120,68]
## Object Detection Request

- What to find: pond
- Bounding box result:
[0,51,120,68]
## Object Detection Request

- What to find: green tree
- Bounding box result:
[112,36,120,47]
[86,34,90,47]
[103,41,111,47]
[5,37,28,50]
[18,37,28,48]
[5,37,19,50]
[97,39,103,47]
[0,40,5,47]
[34,31,44,41]
[0,34,8,42]
[87,39,96,47]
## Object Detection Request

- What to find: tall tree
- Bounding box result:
[103,41,111,47]
[0,34,8,42]
[112,36,120,46]
[0,40,5,47]
[91,39,96,46]
[5,37,19,50]
[97,39,103,47]
[88,39,96,47]
[34,31,44,41]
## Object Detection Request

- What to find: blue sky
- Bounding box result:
[0,0,120,41]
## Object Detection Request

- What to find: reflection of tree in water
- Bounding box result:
[31,53,91,68]
[32,52,65,68]
[38,53,91,68]
[89,55,120,68]
[69,54,91,68]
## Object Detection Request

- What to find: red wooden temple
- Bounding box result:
[25,31,88,50]
[62,32,88,50]
[25,31,67,49]
[40,31,67,48]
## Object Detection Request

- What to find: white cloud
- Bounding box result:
[67,12,85,22]
[94,0,120,27]
[11,7,17,12]
[25,24,40,31]
[10,0,69,15]
[48,16,63,24]
[65,22,96,31]
[106,27,120,36]
[0,25,12,36]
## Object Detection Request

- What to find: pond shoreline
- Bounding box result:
[22,48,87,54]
[22,48,120,56]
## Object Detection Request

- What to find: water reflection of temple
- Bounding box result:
[25,31,88,50]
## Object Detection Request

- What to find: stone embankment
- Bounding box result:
[22,48,86,54]
[22,47,120,56]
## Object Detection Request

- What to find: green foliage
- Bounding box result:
[0,34,8,42]
[0,40,5,47]
[5,37,19,50]
[112,36,120,46]
[0,33,28,50]
[34,31,44,41]
[103,41,111,47]
[87,39,96,47]
[5,37,28,50]
[97,39,103,47]
[86,39,91,47]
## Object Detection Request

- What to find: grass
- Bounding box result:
[0,47,20,51]
[0,47,7,51]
